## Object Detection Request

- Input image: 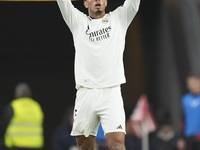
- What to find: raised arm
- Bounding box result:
[130,0,140,12]
[57,0,83,32]
[113,0,141,29]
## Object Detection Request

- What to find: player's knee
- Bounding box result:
[77,145,94,150]
[106,132,125,150]
[76,135,95,150]
[107,140,125,150]
[107,137,125,150]
[77,141,95,150]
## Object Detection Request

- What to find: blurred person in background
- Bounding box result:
[0,83,44,150]
[51,106,77,150]
[149,118,185,150]
[181,74,200,150]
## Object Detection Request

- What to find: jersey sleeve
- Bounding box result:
[113,0,140,29]
[57,0,83,32]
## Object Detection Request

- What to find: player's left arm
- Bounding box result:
[123,0,141,26]
[113,0,141,29]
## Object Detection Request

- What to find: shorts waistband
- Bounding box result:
[78,85,120,90]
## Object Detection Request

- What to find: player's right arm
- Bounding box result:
[57,0,83,32]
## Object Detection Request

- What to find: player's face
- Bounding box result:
[84,0,107,18]
[187,77,200,95]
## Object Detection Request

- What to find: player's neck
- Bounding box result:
[89,12,105,19]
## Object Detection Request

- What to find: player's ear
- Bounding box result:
[84,0,88,8]
[105,0,107,7]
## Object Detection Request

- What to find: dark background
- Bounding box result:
[1,0,200,149]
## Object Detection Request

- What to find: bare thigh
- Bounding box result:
[76,135,96,150]
[106,132,126,150]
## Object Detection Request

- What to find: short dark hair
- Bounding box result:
[187,73,200,80]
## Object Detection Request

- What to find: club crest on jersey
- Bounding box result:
[102,18,109,24]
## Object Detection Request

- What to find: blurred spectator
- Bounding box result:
[149,118,185,150]
[181,74,200,150]
[51,106,77,150]
[0,83,44,150]
[125,120,141,150]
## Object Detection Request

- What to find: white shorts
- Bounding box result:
[71,85,126,137]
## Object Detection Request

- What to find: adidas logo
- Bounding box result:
[117,125,123,129]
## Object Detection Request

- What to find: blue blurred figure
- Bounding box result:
[96,123,108,150]
[182,74,200,150]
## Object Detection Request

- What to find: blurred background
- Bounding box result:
[0,0,200,149]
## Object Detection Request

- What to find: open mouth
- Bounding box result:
[95,3,101,7]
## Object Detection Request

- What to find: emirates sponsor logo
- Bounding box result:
[86,25,111,42]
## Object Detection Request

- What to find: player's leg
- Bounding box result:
[71,87,100,149]
[76,135,96,150]
[98,86,126,150]
[106,132,126,150]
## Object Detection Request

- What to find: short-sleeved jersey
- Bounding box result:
[182,93,200,136]
[57,0,140,89]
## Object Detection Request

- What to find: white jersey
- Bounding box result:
[57,0,140,89]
